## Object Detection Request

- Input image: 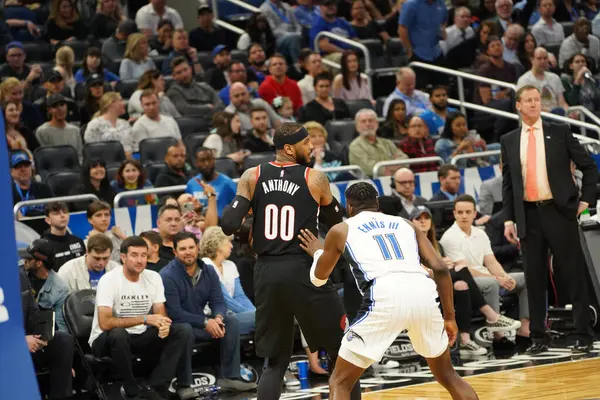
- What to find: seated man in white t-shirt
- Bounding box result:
[88,236,198,400]
[132,89,182,152]
[440,194,531,351]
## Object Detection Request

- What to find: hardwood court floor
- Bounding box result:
[363,358,600,399]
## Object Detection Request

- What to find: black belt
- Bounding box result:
[524,199,554,207]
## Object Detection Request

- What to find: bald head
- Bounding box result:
[454,6,471,30]
[229,82,250,109]
[396,67,416,96]
[532,47,549,72]
[165,144,186,170]
[503,24,524,50]
[393,168,416,198]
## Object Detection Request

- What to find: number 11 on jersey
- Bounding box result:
[373,233,404,260]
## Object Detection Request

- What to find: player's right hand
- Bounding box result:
[298,229,323,257]
[444,320,458,346]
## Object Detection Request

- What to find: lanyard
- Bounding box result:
[269,1,290,24]
[15,182,30,215]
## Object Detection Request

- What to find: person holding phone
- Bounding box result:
[176,192,218,240]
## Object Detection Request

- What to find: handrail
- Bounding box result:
[451,150,501,165]
[214,19,245,35]
[113,185,186,209]
[408,62,517,91]
[314,32,371,86]
[14,194,99,218]
[446,98,600,138]
[568,105,600,137]
[211,0,259,18]
[372,157,444,178]
[321,165,365,179]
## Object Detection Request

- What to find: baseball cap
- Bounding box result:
[18,239,55,267]
[47,93,67,108]
[408,206,432,221]
[118,19,138,36]
[47,70,64,83]
[211,44,228,58]
[86,73,104,86]
[5,41,24,52]
[198,2,212,14]
[11,152,32,168]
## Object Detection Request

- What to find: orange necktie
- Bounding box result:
[525,126,539,201]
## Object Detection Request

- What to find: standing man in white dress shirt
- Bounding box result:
[501,85,597,354]
[441,7,475,56]
[531,0,565,47]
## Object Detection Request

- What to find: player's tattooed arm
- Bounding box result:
[310,169,344,226]
[221,167,256,235]
[408,220,455,322]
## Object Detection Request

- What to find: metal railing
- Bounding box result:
[314,32,372,86]
[446,98,600,138]
[569,106,600,137]
[14,194,99,218]
[321,165,365,179]
[211,0,259,19]
[372,157,444,178]
[451,150,501,165]
[214,19,245,35]
[114,186,186,209]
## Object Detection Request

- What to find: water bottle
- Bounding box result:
[491,85,500,99]
[580,207,591,222]
[319,350,329,372]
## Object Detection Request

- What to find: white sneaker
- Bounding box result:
[283,370,300,387]
[486,314,521,333]
[459,341,488,357]
[372,359,400,369]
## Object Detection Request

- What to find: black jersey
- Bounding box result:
[251,162,318,257]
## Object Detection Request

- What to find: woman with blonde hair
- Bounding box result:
[54,45,76,97]
[127,69,180,118]
[84,92,134,157]
[0,78,44,132]
[90,0,125,39]
[4,100,39,157]
[303,121,348,181]
[200,226,256,335]
[45,0,89,45]
[119,33,155,80]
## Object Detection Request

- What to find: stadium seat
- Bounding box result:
[60,40,89,62]
[145,162,166,185]
[116,80,139,100]
[215,157,240,178]
[185,133,209,160]
[359,39,386,69]
[197,52,213,70]
[153,55,168,71]
[230,49,248,66]
[139,137,178,166]
[561,21,574,37]
[47,172,81,198]
[82,141,126,168]
[63,290,110,400]
[375,96,387,117]
[543,42,561,62]
[386,38,408,67]
[106,59,122,75]
[33,145,80,180]
[106,166,120,182]
[243,153,275,170]
[346,99,375,118]
[325,120,357,147]
[22,42,53,62]
[176,117,210,137]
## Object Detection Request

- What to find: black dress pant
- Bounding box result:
[451,268,488,332]
[522,201,592,342]
[32,331,74,400]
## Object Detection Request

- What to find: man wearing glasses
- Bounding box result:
[0,41,42,89]
[379,168,427,218]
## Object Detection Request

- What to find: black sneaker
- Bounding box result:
[515,335,532,353]
[140,385,168,400]
[492,337,516,353]
[120,386,142,400]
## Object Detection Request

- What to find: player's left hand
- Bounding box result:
[444,319,458,346]
[298,229,324,257]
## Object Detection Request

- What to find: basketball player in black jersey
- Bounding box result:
[222,123,361,400]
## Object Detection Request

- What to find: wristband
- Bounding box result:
[309,249,327,287]
[143,315,147,325]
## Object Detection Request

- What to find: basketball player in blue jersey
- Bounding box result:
[298,182,478,400]
[221,123,361,399]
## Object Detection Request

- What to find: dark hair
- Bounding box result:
[140,230,163,246]
[273,122,304,146]
[441,112,467,140]
[227,61,245,73]
[173,231,199,249]
[157,195,176,209]
[345,182,379,209]
[246,13,276,55]
[87,200,111,219]
[158,204,181,218]
[81,47,104,78]
[454,194,476,209]
[116,159,146,188]
[170,56,189,71]
[485,35,501,51]
[81,159,112,194]
[120,236,148,254]
[515,84,540,102]
[437,164,459,179]
[195,146,214,159]
[87,233,114,253]
[83,83,104,117]
[247,42,265,57]
[211,111,243,150]
[341,50,361,91]
[140,88,158,102]
[385,99,406,124]
[157,19,174,31]
[137,69,161,90]
[250,106,268,118]
[564,53,587,75]
[269,53,286,64]
[517,32,536,71]
[429,85,447,96]
[313,72,332,88]
[298,48,315,66]
[45,201,69,216]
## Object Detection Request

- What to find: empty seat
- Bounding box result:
[359,39,386,69]
[543,42,561,62]
[215,157,239,178]
[22,42,53,62]
[83,141,126,168]
[106,59,122,75]
[243,153,275,170]
[139,137,178,166]
[145,162,166,184]
[325,120,357,147]
[47,171,81,198]
[345,99,375,118]
[176,117,210,137]
[61,40,89,62]
[185,133,209,160]
[375,96,387,117]
[34,145,80,180]
[153,55,168,71]
[106,166,120,181]
[197,52,213,70]
[230,49,248,65]
[386,38,408,67]
[561,21,574,37]
[116,80,139,100]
